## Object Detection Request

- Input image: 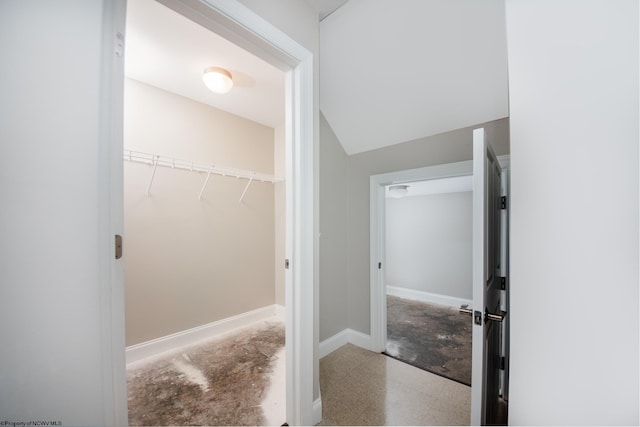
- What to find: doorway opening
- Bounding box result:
[369,153,510,422]
[106,0,316,424]
[122,1,287,424]
[384,176,473,386]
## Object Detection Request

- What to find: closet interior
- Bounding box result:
[123,78,285,347]
[122,0,287,424]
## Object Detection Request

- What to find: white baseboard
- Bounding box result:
[319,329,349,358]
[386,285,472,309]
[313,397,322,426]
[274,304,286,320]
[347,328,373,351]
[126,304,282,365]
[319,328,374,358]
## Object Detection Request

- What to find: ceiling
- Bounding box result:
[126,0,509,156]
[306,0,351,20]
[125,0,285,129]
[320,0,509,154]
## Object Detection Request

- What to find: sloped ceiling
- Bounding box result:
[305,0,351,20]
[319,0,509,155]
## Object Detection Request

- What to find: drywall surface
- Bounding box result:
[0,0,115,424]
[319,112,349,342]
[320,0,509,154]
[345,118,510,334]
[386,192,472,300]
[124,79,276,346]
[506,0,639,424]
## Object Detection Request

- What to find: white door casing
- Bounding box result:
[106,0,316,424]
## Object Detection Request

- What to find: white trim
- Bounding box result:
[312,397,323,426]
[319,330,349,358]
[102,0,128,425]
[125,305,282,365]
[319,329,374,358]
[109,0,316,425]
[497,154,510,170]
[348,328,373,351]
[386,285,473,309]
[275,304,286,320]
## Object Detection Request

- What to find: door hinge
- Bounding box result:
[115,32,125,57]
[500,356,506,370]
[115,234,123,260]
[378,262,382,269]
[500,276,507,290]
[285,259,290,269]
[500,196,507,209]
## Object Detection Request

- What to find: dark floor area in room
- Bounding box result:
[127,320,285,426]
[386,295,472,385]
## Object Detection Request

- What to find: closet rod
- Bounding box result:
[123,149,284,184]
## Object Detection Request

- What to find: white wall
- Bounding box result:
[0,1,123,424]
[386,191,472,301]
[123,79,277,346]
[506,1,639,424]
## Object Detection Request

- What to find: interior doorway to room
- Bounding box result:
[369,153,510,423]
[383,177,474,387]
[119,0,292,425]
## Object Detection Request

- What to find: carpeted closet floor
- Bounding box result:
[386,295,472,385]
[127,319,285,426]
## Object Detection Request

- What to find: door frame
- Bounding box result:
[104,0,316,424]
[369,155,509,411]
[369,160,474,352]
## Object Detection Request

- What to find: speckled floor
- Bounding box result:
[386,295,472,385]
[318,343,471,426]
[126,319,285,426]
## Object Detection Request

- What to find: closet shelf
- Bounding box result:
[124,150,283,183]
[124,149,283,200]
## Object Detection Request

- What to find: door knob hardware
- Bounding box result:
[485,308,507,323]
[115,234,123,260]
[459,304,473,316]
[460,305,483,325]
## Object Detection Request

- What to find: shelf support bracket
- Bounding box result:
[239,178,253,203]
[146,156,158,198]
[199,167,212,201]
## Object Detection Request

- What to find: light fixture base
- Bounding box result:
[203,66,233,94]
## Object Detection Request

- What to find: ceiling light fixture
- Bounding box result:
[202,66,233,94]
[388,184,410,198]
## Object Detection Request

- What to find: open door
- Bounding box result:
[469,128,507,425]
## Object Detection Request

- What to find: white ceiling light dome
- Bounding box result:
[202,66,233,94]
